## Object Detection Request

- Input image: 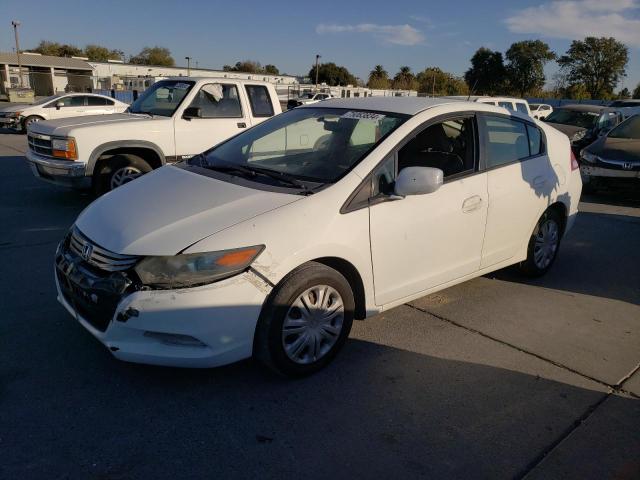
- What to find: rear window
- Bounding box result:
[515,103,528,114]
[526,124,544,156]
[87,96,108,106]
[245,85,274,117]
[483,116,530,167]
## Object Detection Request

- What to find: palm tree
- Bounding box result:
[393,66,416,90]
[368,65,389,89]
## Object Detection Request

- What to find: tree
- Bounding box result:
[308,62,357,86]
[29,40,83,57]
[505,40,555,97]
[557,37,629,99]
[264,64,279,75]
[416,67,468,96]
[634,83,640,99]
[367,65,390,89]
[84,44,123,62]
[130,46,175,66]
[617,88,631,99]
[392,66,418,91]
[464,48,506,95]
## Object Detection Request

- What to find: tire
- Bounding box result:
[519,209,562,277]
[21,115,44,134]
[254,262,355,377]
[93,154,152,195]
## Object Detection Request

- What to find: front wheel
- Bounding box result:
[254,262,355,377]
[21,115,43,133]
[93,154,152,195]
[519,209,562,277]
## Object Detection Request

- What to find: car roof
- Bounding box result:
[302,97,459,115]
[556,104,608,112]
[445,95,527,103]
[166,76,271,85]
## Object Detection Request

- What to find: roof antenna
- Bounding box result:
[467,80,478,101]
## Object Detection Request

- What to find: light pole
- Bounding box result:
[185,56,191,76]
[11,20,23,88]
[315,54,321,91]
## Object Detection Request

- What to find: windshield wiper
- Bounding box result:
[201,161,313,193]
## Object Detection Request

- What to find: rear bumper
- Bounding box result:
[581,165,640,179]
[25,150,91,188]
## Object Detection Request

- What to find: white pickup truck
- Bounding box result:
[25,78,281,194]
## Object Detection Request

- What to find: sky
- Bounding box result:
[2,0,640,91]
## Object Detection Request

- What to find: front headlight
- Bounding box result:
[581,151,599,163]
[8,111,22,118]
[134,245,265,289]
[571,130,587,142]
[52,137,78,160]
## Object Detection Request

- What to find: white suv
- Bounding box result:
[54,97,581,376]
[0,93,128,132]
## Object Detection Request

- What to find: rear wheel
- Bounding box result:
[254,262,354,377]
[93,154,152,195]
[519,209,562,277]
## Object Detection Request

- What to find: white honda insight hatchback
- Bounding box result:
[55,97,582,376]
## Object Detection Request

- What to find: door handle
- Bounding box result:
[462,195,483,213]
[237,122,247,128]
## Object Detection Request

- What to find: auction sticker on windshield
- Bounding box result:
[341,111,386,121]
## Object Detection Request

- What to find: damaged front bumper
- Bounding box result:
[55,241,271,368]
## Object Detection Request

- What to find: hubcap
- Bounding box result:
[533,218,559,269]
[282,285,344,365]
[110,166,143,189]
[26,117,39,126]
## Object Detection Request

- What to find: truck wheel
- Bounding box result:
[93,154,152,195]
[519,209,562,277]
[254,262,354,377]
[21,115,44,133]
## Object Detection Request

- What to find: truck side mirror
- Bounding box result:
[183,106,202,120]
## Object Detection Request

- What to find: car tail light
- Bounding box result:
[570,150,579,171]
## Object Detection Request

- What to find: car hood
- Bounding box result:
[75,165,302,255]
[28,113,156,136]
[0,104,29,113]
[587,137,640,163]
[545,122,585,138]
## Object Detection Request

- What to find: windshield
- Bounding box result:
[194,107,407,186]
[128,80,194,117]
[545,109,599,129]
[33,95,60,106]
[608,115,640,139]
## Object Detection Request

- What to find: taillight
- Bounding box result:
[570,150,579,171]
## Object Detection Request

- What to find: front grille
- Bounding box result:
[27,133,53,157]
[69,227,139,272]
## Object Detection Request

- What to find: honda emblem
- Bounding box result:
[81,243,93,261]
[622,162,633,170]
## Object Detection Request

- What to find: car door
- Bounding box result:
[46,95,87,119]
[173,82,250,158]
[479,114,554,268]
[368,114,488,306]
[85,96,116,115]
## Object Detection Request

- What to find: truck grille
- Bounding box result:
[69,227,139,272]
[27,133,53,157]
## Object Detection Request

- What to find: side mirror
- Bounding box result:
[394,167,443,196]
[183,106,202,120]
[55,101,64,110]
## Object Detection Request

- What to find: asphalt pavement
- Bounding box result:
[0,130,638,479]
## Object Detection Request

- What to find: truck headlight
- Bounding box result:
[52,137,78,160]
[571,130,587,142]
[8,111,22,118]
[134,245,265,289]
[581,151,599,163]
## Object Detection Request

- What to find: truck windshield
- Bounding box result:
[195,107,407,185]
[128,80,194,117]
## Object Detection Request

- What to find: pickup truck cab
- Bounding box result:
[25,78,281,194]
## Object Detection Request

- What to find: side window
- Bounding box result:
[188,84,242,118]
[526,124,544,156]
[397,116,476,178]
[106,99,115,106]
[482,116,530,167]
[498,101,515,111]
[58,96,85,107]
[515,103,528,114]
[372,154,396,196]
[87,96,108,106]
[245,85,274,117]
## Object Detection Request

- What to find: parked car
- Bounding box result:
[446,96,531,116]
[0,93,128,133]
[542,104,612,151]
[288,92,334,109]
[25,78,281,194]
[54,97,581,376]
[580,114,640,192]
[529,103,553,120]
[608,99,640,108]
